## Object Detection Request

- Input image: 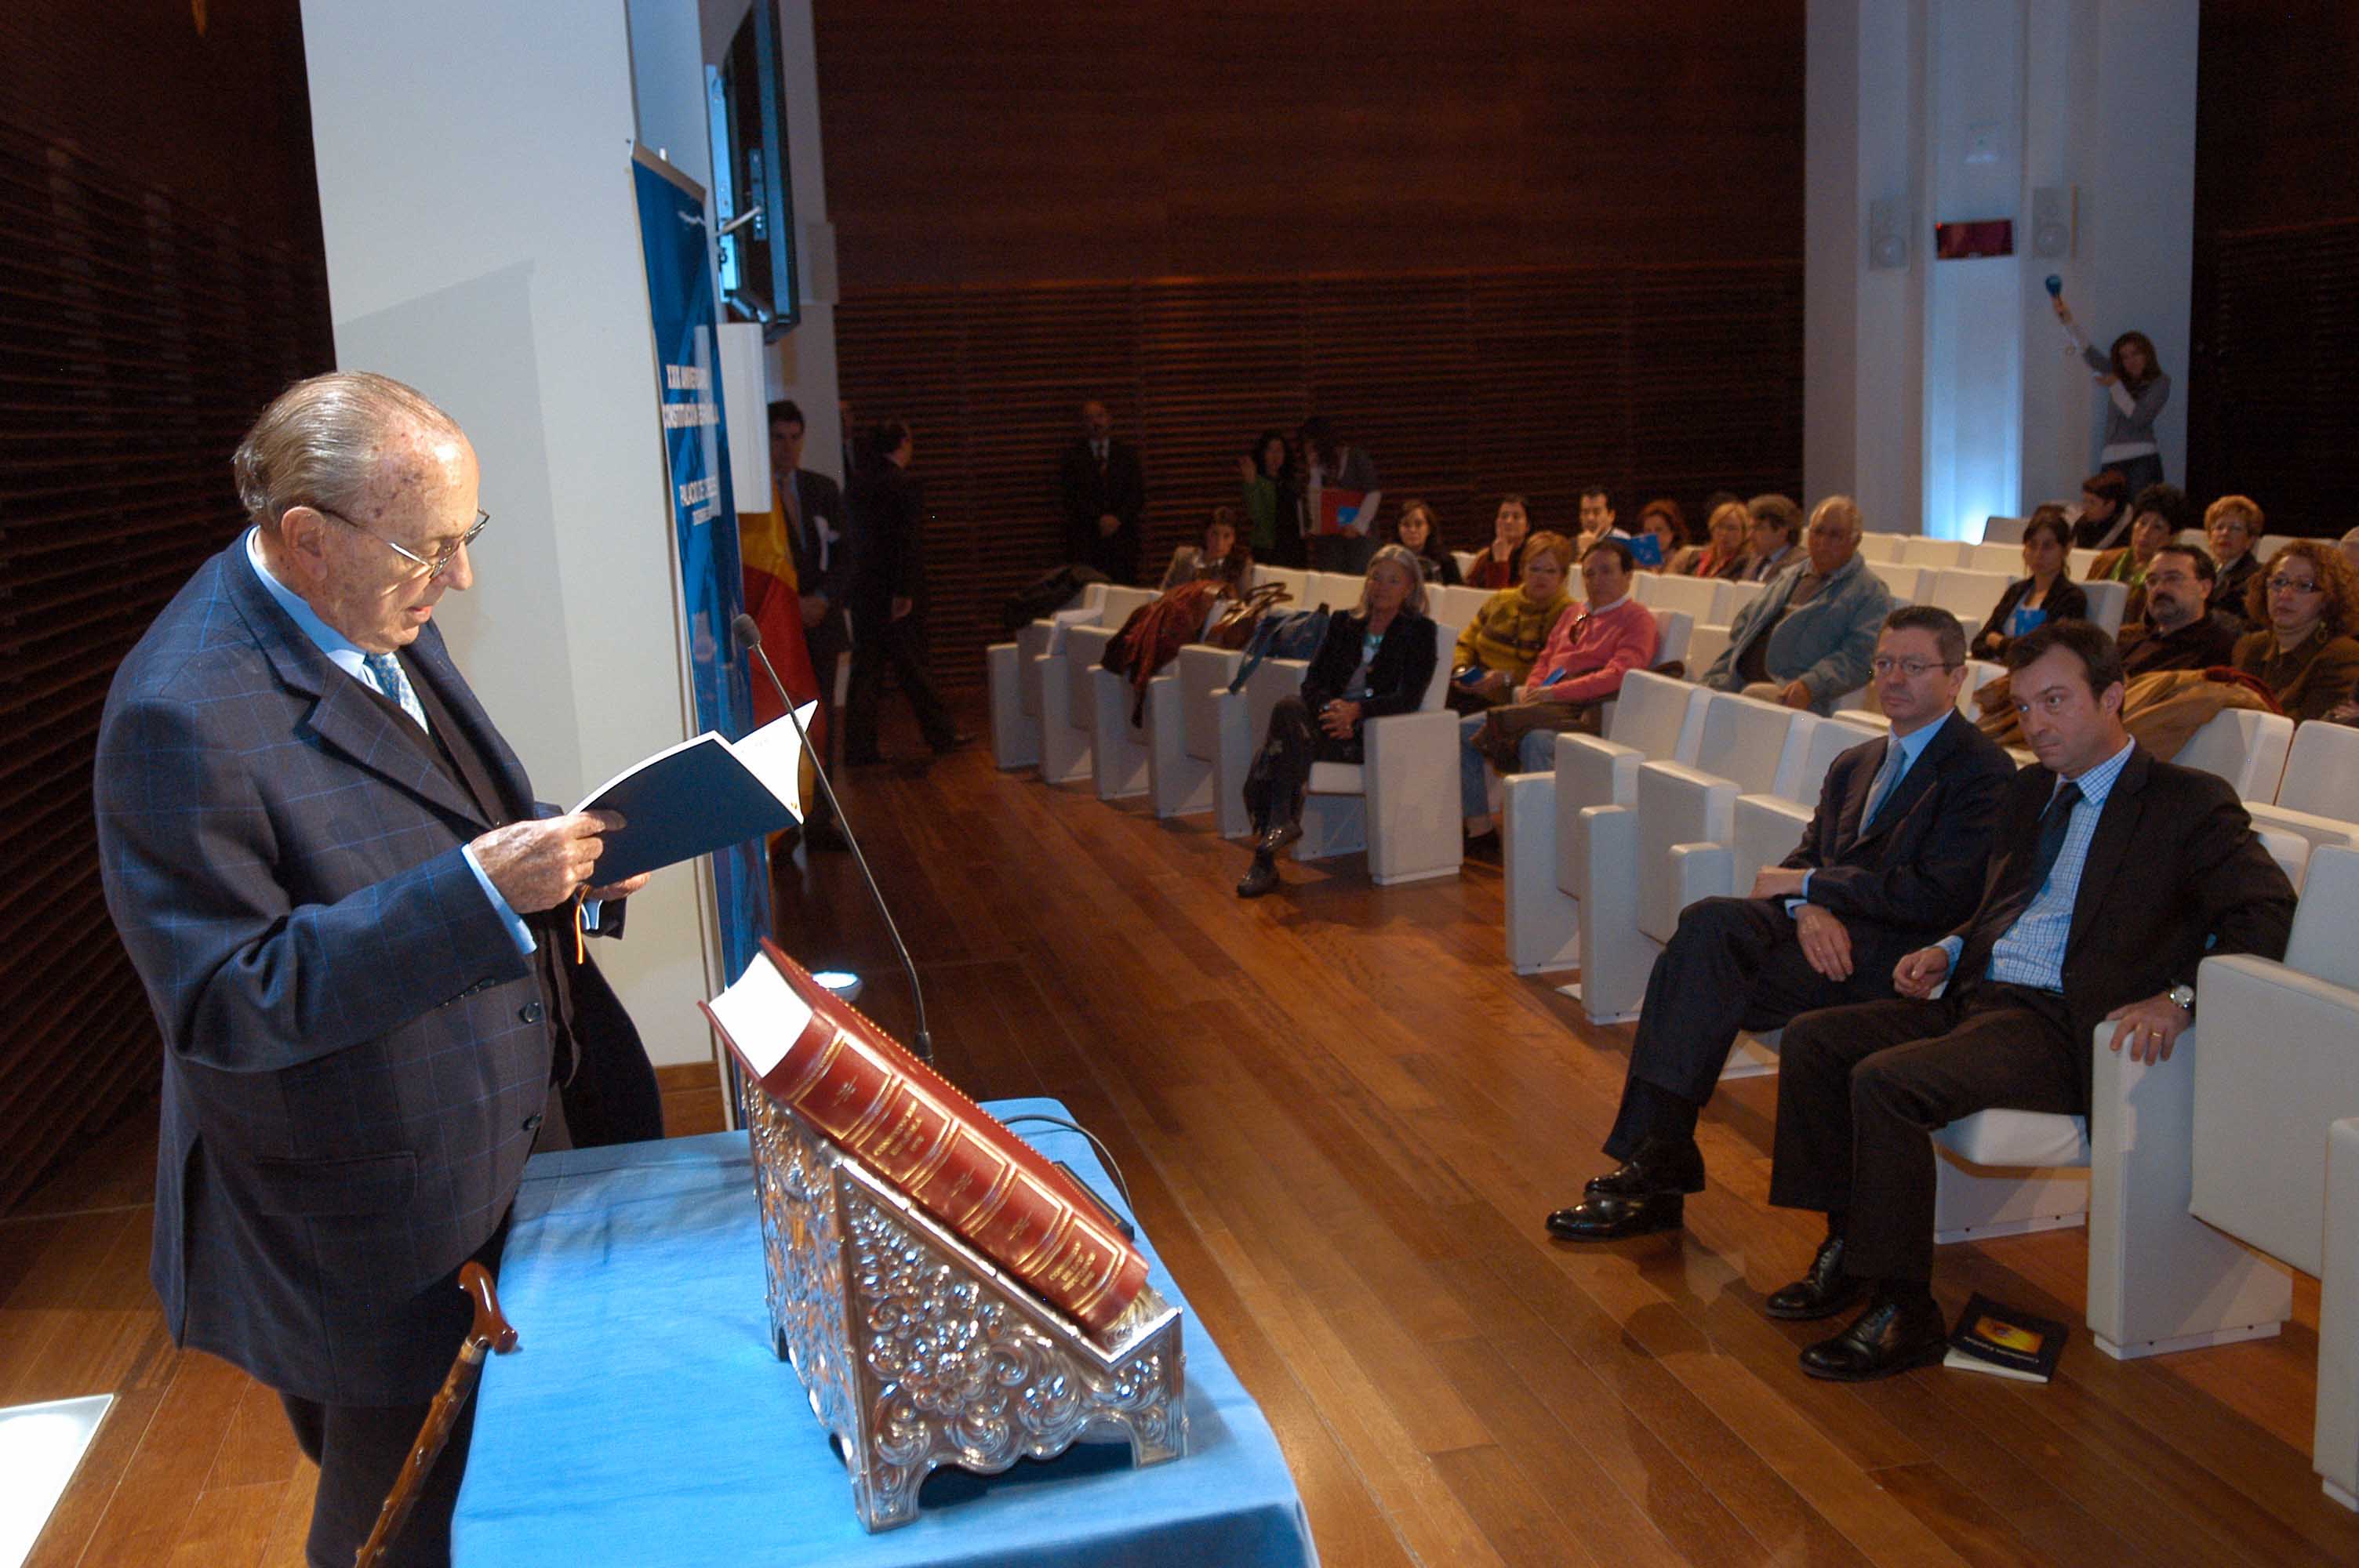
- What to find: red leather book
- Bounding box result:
[703,940,1151,1336]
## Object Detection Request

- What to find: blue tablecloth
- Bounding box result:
[454,1098,1315,1567]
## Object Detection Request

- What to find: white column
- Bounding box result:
[301,0,719,1065]
[1806,0,2197,539]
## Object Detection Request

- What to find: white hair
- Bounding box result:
[233,371,463,528]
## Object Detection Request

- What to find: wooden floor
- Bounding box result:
[10,707,2358,1566]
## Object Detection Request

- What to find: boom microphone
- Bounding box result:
[732,612,934,1065]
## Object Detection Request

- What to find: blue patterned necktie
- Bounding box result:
[363,652,428,732]
[1861,737,1906,829]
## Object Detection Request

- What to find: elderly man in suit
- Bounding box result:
[1703,495,1892,714]
[1548,606,2013,1240]
[1762,619,2295,1380]
[96,372,660,1567]
[1058,397,1147,584]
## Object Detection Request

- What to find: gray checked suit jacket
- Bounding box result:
[95,540,636,1404]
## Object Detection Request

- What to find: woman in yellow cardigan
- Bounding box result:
[1448,530,1576,713]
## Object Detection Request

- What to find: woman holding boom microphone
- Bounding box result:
[2052,289,2171,495]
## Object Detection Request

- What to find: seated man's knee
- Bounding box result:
[1516,729,1558,774]
[1673,895,1751,944]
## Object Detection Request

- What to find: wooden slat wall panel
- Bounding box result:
[835,262,1803,693]
[2201,218,2359,538]
[0,118,333,1211]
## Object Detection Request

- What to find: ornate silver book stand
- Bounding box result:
[747,1092,1187,1531]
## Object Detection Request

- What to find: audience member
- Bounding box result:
[1547,607,2012,1240]
[1703,496,1892,713]
[2205,493,2266,632]
[1466,495,1533,589]
[1238,430,1290,564]
[1681,499,1752,580]
[845,422,970,764]
[2231,539,2359,722]
[1236,546,1438,898]
[2088,483,2186,623]
[1299,416,1382,573]
[1394,499,1461,586]
[2054,298,2171,495]
[1634,499,1685,572]
[1457,539,1658,837]
[1160,506,1253,590]
[1972,506,2087,659]
[1448,531,1576,713]
[1059,398,1148,583]
[2115,543,2240,677]
[1576,486,1622,553]
[2070,470,2133,551]
[1743,493,1804,581]
[1761,619,2292,1381]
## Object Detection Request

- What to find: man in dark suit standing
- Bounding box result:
[1058,397,1147,584]
[1547,607,2013,1240]
[95,372,661,1567]
[1762,619,2295,1380]
[761,398,851,848]
[844,420,968,764]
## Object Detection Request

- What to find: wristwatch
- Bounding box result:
[2167,982,2196,1016]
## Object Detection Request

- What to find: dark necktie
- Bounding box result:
[1983,780,2084,942]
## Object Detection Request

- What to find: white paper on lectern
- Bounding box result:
[706,952,815,1079]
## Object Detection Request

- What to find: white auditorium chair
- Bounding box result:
[1500,670,1708,974]
[2068,547,2099,579]
[2256,533,2298,564]
[1252,564,1308,601]
[1959,658,2005,716]
[1452,550,1479,578]
[1434,583,1494,630]
[1927,567,2014,628]
[1967,542,2025,575]
[1633,572,1719,624]
[1983,515,2027,545]
[1034,585,1159,785]
[1900,537,1966,572]
[987,583,1107,770]
[1865,561,1925,604]
[2172,705,2294,804]
[1575,692,1819,1023]
[1290,619,1463,885]
[2080,577,2130,637]
[2246,721,2359,864]
[1141,642,1244,818]
[1685,623,1732,678]
[2191,844,2359,1505]
[1856,533,1906,563]
[1711,578,1767,622]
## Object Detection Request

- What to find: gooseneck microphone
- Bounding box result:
[732,612,934,1065]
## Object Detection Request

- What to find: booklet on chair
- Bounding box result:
[571,703,816,882]
[1943,1293,2070,1382]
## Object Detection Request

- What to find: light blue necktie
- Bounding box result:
[1862,736,1906,828]
[363,652,428,732]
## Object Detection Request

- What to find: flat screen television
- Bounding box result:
[706,2,799,336]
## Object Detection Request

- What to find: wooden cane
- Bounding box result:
[353,1261,519,1568]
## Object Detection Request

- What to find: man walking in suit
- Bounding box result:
[844,420,969,764]
[96,372,662,1566]
[748,397,850,849]
[1059,397,1147,584]
[1762,619,2295,1380]
[1547,607,2013,1240]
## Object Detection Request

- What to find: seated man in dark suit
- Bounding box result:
[2115,541,2240,677]
[1547,607,2013,1240]
[1763,619,2295,1381]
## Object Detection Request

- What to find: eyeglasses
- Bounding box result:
[308,505,489,579]
[2144,569,2199,587]
[2266,575,2323,595]
[1870,656,1961,678]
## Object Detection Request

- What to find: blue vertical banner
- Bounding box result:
[630,147,766,985]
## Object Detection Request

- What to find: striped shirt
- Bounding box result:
[1940,739,2135,993]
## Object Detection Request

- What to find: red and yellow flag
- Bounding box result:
[739,479,827,763]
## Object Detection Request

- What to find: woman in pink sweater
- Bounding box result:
[1459,537,1660,835]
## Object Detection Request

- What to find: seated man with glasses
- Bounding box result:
[1549,607,2014,1240]
[2116,542,2240,678]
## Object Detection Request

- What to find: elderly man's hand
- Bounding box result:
[1892,945,1952,1000]
[1778,679,1814,710]
[472,811,625,913]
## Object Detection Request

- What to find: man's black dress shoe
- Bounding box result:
[1798,1294,1950,1381]
[1260,819,1303,854]
[1583,1139,1706,1199]
[1764,1236,1866,1321]
[1237,850,1278,899]
[1545,1191,1684,1240]
[932,730,979,755]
